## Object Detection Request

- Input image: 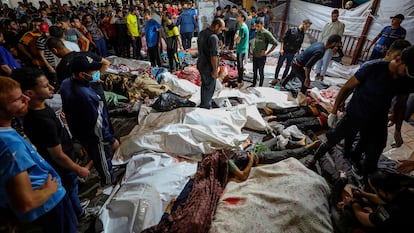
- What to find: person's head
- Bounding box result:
[163,12,173,23]
[216,6,222,15]
[210,18,225,35]
[6,19,19,31]
[32,18,43,33]
[71,55,103,83]
[143,9,152,20]
[325,34,342,48]
[255,17,265,31]
[237,10,248,23]
[384,39,411,61]
[399,46,414,78]
[39,21,49,36]
[345,1,353,9]
[368,170,414,202]
[390,14,404,28]
[231,5,237,14]
[300,19,312,31]
[331,9,339,22]
[57,16,71,29]
[84,14,94,24]
[11,68,54,103]
[47,37,69,57]
[49,25,65,39]
[132,6,139,16]
[71,16,83,29]
[0,77,30,122]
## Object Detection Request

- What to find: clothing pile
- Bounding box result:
[174,65,201,86]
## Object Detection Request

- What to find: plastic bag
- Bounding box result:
[149,92,196,112]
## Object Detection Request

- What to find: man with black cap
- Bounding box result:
[306,46,414,183]
[366,13,406,60]
[60,55,120,186]
[270,19,312,86]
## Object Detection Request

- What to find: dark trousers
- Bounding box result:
[181,32,193,50]
[224,30,236,49]
[35,195,78,233]
[94,38,108,57]
[199,70,216,109]
[167,48,179,72]
[131,36,142,59]
[252,56,266,86]
[313,113,387,181]
[60,172,82,217]
[281,62,308,94]
[236,53,245,83]
[275,52,295,79]
[83,142,113,185]
[148,45,162,67]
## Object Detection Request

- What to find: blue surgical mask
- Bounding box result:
[89,70,101,83]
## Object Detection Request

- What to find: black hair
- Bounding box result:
[164,12,172,20]
[11,68,45,92]
[232,151,249,170]
[327,34,342,45]
[389,39,412,52]
[211,18,224,27]
[369,170,414,193]
[231,5,237,9]
[216,6,221,11]
[57,15,70,23]
[48,25,64,38]
[47,37,65,50]
[332,9,339,15]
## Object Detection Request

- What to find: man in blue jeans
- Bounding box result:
[0,77,78,232]
[176,2,198,50]
[12,67,90,219]
[270,19,312,86]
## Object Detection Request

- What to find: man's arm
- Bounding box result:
[230,153,254,181]
[6,172,58,213]
[79,36,90,52]
[211,55,219,79]
[0,64,12,75]
[17,43,32,60]
[47,145,89,178]
[365,35,379,52]
[351,202,376,228]
[331,76,360,114]
[392,94,408,147]
[100,57,110,73]
[38,50,55,73]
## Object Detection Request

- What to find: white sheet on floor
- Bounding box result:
[325,61,360,81]
[116,106,254,162]
[99,153,197,233]
[160,72,200,97]
[210,158,333,233]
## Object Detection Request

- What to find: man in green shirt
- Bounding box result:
[249,17,277,87]
[235,10,249,88]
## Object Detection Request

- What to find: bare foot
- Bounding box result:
[242,138,253,150]
[305,140,322,150]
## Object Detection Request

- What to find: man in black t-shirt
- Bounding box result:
[12,67,90,219]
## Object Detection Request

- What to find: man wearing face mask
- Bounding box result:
[59,55,120,186]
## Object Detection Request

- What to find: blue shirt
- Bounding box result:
[176,10,198,33]
[373,26,406,53]
[296,42,325,68]
[145,19,161,48]
[0,127,65,222]
[347,60,414,121]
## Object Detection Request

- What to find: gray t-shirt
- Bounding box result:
[197,28,219,72]
[64,28,83,44]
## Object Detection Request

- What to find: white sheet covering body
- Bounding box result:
[210,158,333,233]
[99,153,197,233]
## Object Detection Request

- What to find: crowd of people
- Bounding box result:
[0,0,413,233]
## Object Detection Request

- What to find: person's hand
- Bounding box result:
[260,50,267,57]
[279,49,284,55]
[48,66,56,74]
[304,77,310,88]
[131,36,135,41]
[77,166,90,178]
[111,139,120,150]
[392,130,403,148]
[328,113,338,128]
[397,160,414,174]
[43,174,59,194]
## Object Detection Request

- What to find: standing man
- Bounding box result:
[235,10,249,88]
[126,7,141,60]
[143,9,162,67]
[176,2,198,50]
[365,14,406,60]
[0,77,78,232]
[314,9,345,81]
[12,68,90,219]
[249,17,278,87]
[305,46,414,181]
[85,14,108,57]
[60,56,120,186]
[270,19,312,86]
[197,18,225,109]
[163,12,183,72]
[281,35,342,94]
[223,6,238,50]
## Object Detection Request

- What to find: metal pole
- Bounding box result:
[279,0,290,39]
[351,0,380,64]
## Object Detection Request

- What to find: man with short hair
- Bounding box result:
[270,19,312,86]
[176,2,198,50]
[315,9,345,81]
[12,68,90,219]
[126,7,142,59]
[223,5,238,50]
[197,18,225,109]
[143,10,162,67]
[163,12,183,72]
[281,35,342,94]
[249,17,278,87]
[366,14,407,60]
[235,10,249,88]
[306,46,414,182]
[0,77,78,232]
[60,56,119,186]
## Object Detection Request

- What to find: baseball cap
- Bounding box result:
[71,55,102,74]
[390,14,404,20]
[39,22,49,33]
[303,19,312,24]
[401,46,414,78]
